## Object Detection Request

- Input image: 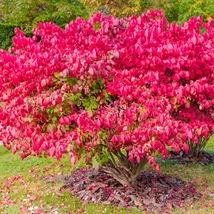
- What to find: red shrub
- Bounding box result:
[0,10,213,185]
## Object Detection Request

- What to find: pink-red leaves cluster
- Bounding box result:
[0,10,213,170]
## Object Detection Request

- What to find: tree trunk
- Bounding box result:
[101,150,147,186]
[187,135,211,158]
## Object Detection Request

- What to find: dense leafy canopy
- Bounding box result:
[0,10,213,184]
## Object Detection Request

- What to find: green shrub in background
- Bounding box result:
[177,0,213,24]
[79,0,145,17]
[79,0,162,17]
[158,0,213,24]
[0,23,16,50]
[0,0,88,35]
[141,0,213,24]
[79,0,213,23]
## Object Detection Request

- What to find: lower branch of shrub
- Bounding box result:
[102,149,147,186]
[187,134,212,158]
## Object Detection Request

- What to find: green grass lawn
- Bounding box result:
[0,136,214,214]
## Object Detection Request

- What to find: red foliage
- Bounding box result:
[0,10,213,170]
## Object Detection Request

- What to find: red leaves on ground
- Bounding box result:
[29,195,37,201]
[61,168,202,212]
[168,150,214,165]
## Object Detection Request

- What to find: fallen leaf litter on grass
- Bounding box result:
[168,150,214,165]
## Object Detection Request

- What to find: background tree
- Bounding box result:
[0,0,88,35]
[0,23,16,50]
[158,0,213,24]
[80,0,213,23]
[79,0,155,17]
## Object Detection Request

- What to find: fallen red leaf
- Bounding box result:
[29,195,37,201]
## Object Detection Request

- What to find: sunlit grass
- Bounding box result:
[0,136,213,213]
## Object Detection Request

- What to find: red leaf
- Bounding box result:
[48,147,56,157]
[183,143,189,153]
[187,130,193,139]
[12,145,17,154]
[70,156,76,166]
[29,195,37,201]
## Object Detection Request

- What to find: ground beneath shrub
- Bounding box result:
[168,151,214,166]
[59,168,201,213]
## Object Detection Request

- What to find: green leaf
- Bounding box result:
[103,89,112,102]
[67,77,78,86]
[54,72,59,78]
[52,116,57,122]
[92,156,100,167]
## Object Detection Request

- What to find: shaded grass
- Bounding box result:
[0,136,213,213]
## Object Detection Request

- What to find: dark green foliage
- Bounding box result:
[0,23,16,50]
